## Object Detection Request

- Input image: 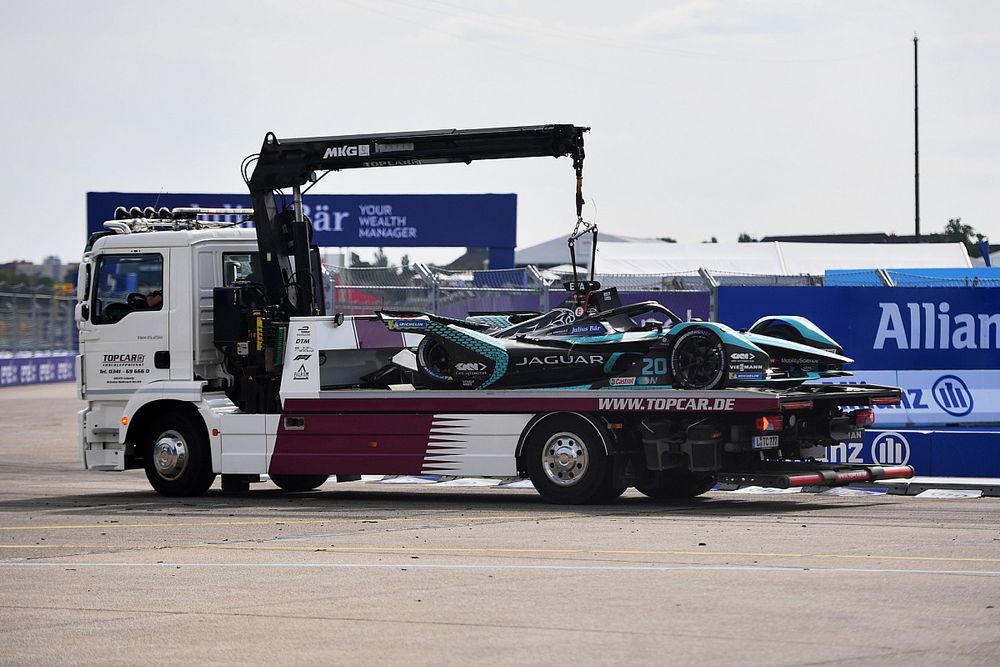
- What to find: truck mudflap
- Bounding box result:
[716,463,915,489]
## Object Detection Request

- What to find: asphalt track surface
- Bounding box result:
[1,383,999,666]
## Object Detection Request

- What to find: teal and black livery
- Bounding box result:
[375,287,853,391]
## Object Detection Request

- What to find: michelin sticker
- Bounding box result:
[387,318,428,331]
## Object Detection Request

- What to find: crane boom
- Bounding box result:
[246,124,589,317]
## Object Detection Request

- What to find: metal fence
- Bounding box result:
[0,287,78,356]
[323,264,824,319]
[4,265,993,356]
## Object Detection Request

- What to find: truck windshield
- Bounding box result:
[91,253,164,325]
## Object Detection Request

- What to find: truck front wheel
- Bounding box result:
[524,415,612,504]
[143,412,216,497]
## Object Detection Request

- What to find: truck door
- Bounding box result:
[79,252,170,397]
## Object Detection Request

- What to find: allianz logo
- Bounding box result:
[874,302,1000,350]
[881,374,975,417]
[825,431,911,466]
[824,375,975,418]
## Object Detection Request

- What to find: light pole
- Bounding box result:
[914,34,920,242]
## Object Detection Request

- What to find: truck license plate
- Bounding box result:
[752,435,780,450]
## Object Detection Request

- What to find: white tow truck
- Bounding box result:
[76,124,912,503]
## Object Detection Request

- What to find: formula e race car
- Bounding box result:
[374,284,853,391]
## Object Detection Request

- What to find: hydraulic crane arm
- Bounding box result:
[245,124,589,317]
[248,124,587,193]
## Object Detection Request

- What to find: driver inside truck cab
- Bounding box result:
[145,290,163,309]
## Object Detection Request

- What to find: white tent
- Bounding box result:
[517,236,972,275]
[515,233,655,267]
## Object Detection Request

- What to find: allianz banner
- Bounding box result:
[823,427,1000,478]
[816,370,1000,426]
[717,286,1000,370]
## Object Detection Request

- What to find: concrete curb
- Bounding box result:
[871,476,1000,497]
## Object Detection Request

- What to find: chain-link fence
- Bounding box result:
[0,287,77,356]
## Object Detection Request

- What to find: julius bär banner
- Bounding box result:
[87,192,517,266]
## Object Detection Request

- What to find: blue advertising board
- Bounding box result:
[87,192,518,268]
[720,286,1000,426]
[824,427,1000,478]
[817,370,1000,427]
[718,286,1000,370]
[0,355,76,387]
[826,268,1000,287]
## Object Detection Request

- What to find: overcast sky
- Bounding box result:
[2,0,998,264]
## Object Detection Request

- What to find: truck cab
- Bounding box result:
[76,217,258,471]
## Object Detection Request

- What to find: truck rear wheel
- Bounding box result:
[524,415,612,504]
[270,474,329,492]
[635,472,716,500]
[143,412,216,497]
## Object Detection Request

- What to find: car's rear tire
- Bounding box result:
[270,474,329,492]
[524,415,613,504]
[144,412,216,497]
[670,329,727,389]
[416,337,458,388]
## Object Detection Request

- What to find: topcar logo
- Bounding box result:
[870,431,910,466]
[931,374,974,417]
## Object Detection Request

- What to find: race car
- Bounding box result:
[374,285,853,391]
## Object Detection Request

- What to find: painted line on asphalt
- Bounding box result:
[1,561,998,577]
[212,546,1000,564]
[2,543,999,564]
[440,515,575,521]
[0,518,419,531]
[0,513,574,532]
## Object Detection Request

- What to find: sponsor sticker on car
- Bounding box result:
[386,318,429,331]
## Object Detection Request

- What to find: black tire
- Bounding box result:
[592,485,628,503]
[670,328,727,389]
[270,474,329,492]
[416,337,457,387]
[523,414,612,504]
[635,473,716,500]
[143,412,216,497]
